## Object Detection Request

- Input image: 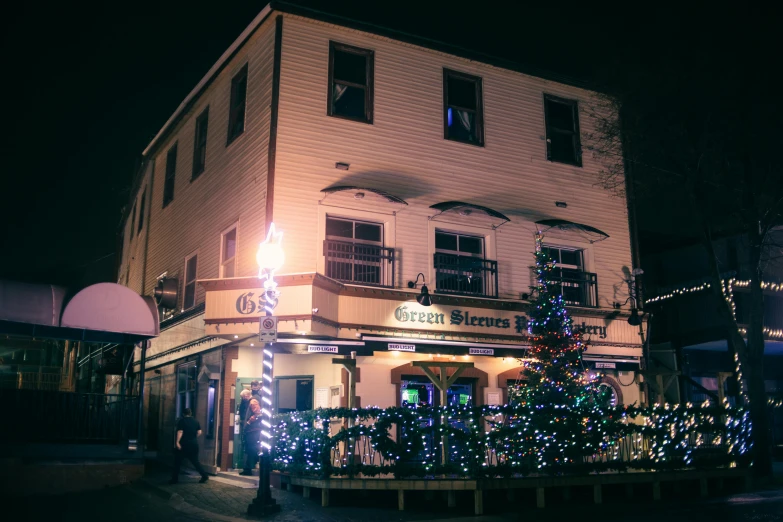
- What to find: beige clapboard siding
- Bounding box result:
[272,15,631,306]
[130,18,276,308]
[121,160,154,295]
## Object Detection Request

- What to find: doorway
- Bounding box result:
[232,377,262,470]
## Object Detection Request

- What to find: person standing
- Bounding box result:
[237,389,252,422]
[250,380,262,403]
[240,399,262,476]
[170,408,209,484]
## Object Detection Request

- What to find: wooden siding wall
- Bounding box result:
[273,15,633,308]
[121,17,276,307]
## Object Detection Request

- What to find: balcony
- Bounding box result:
[434,253,498,298]
[550,270,598,307]
[324,239,395,287]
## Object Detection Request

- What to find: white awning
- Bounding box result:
[61,283,159,338]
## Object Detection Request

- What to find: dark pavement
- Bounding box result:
[6,465,783,522]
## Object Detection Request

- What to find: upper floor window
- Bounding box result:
[227,65,248,145]
[541,245,596,307]
[220,226,237,278]
[163,143,177,207]
[443,69,484,146]
[544,94,581,166]
[324,216,393,287]
[130,202,137,239]
[328,42,374,123]
[137,187,146,233]
[192,107,209,179]
[183,253,198,309]
[434,230,497,297]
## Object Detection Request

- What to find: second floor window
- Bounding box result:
[183,253,198,309]
[227,65,248,144]
[544,94,581,166]
[443,69,484,146]
[324,216,393,286]
[434,230,497,297]
[328,42,374,123]
[163,143,177,207]
[193,107,209,179]
[137,187,146,233]
[220,227,237,278]
[542,245,596,307]
[130,202,137,239]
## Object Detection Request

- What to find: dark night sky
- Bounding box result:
[0,1,768,288]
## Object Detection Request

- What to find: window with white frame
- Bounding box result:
[325,216,392,286]
[220,227,237,278]
[183,253,198,309]
[541,245,597,307]
[434,230,497,297]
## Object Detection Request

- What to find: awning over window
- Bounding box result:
[430,201,510,228]
[535,219,610,243]
[321,185,408,205]
[0,280,159,342]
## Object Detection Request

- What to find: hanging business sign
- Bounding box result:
[307,345,339,353]
[595,362,616,369]
[388,343,416,352]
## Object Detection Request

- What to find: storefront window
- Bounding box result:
[176,361,197,419]
[275,377,313,414]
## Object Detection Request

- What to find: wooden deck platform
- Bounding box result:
[273,468,751,515]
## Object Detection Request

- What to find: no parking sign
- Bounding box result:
[259,316,278,343]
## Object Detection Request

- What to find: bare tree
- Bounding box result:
[586,41,783,478]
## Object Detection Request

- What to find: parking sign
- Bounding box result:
[259,316,278,343]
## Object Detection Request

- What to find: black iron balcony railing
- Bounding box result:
[549,270,599,307]
[324,239,395,287]
[434,253,498,298]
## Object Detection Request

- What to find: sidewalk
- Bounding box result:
[141,463,783,522]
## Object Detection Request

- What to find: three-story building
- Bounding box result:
[120,2,644,472]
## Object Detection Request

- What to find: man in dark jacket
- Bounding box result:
[241,399,262,476]
[250,380,262,403]
[170,408,209,484]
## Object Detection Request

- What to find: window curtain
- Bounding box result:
[333,84,348,102]
[456,109,472,131]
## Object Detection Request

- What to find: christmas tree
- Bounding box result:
[506,236,611,468]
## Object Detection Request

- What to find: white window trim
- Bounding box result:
[183,250,199,310]
[539,237,595,274]
[316,205,396,281]
[427,220,496,292]
[220,222,239,278]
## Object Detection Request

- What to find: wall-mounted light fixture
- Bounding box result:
[407,273,432,306]
[555,201,568,208]
[335,162,350,170]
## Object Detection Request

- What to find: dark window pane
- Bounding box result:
[333,50,367,85]
[332,84,366,119]
[186,255,198,281]
[193,109,208,177]
[459,235,483,255]
[447,76,477,110]
[541,247,555,261]
[546,100,575,130]
[326,218,353,238]
[550,133,577,164]
[223,229,237,259]
[164,144,177,205]
[560,249,582,267]
[184,283,195,309]
[138,189,146,233]
[228,67,247,142]
[354,222,381,242]
[435,232,458,251]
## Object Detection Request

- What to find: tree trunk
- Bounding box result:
[701,221,772,478]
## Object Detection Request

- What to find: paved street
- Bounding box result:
[8,466,783,522]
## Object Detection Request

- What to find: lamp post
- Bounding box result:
[248,224,283,517]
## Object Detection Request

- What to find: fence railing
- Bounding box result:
[0,367,63,391]
[434,253,498,298]
[273,403,751,479]
[0,389,139,444]
[324,240,395,287]
[550,271,599,307]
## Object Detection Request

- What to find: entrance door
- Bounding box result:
[232,377,262,470]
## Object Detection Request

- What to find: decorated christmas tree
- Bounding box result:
[505,236,611,468]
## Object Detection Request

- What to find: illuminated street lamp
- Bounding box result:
[248,223,283,517]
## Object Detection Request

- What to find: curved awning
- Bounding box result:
[535,219,610,243]
[321,186,408,205]
[430,201,510,228]
[0,280,68,327]
[62,283,159,338]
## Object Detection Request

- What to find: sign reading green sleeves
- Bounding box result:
[394,305,525,333]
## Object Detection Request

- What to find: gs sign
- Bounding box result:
[236,292,262,315]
